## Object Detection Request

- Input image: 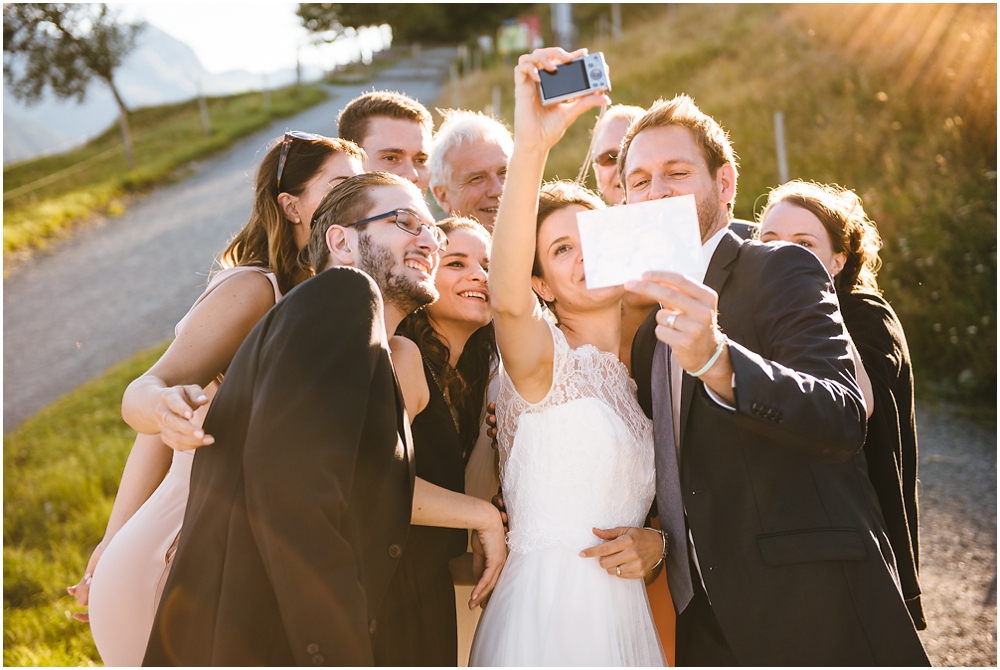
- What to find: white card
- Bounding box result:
[577,194,705,289]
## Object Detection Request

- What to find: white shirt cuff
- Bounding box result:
[702,374,736,411]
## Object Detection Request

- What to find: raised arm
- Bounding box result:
[122,270,277,449]
[489,47,609,402]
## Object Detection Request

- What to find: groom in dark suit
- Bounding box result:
[620,95,929,665]
[143,173,445,666]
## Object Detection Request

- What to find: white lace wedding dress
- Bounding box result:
[469,321,665,666]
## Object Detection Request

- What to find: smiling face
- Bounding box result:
[425,227,492,333]
[760,201,846,277]
[432,139,509,232]
[359,116,431,192]
[352,183,441,313]
[592,116,632,205]
[623,124,733,242]
[532,204,623,315]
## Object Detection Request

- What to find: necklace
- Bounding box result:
[422,356,461,435]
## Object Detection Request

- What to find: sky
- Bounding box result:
[113,3,390,75]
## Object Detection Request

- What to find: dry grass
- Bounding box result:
[437,3,996,410]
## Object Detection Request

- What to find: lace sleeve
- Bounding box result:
[495,321,568,476]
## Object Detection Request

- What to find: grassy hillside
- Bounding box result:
[439,3,997,408]
[3,84,328,262]
[3,343,169,666]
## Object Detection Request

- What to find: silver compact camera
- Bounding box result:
[538,52,611,106]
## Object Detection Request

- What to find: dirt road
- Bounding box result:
[3,47,455,432]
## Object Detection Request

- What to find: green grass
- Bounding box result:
[3,342,169,666]
[3,84,328,260]
[438,3,997,407]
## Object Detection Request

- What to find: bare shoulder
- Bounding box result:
[389,335,430,419]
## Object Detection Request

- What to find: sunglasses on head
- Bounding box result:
[276,130,325,191]
[593,149,620,168]
[344,209,449,249]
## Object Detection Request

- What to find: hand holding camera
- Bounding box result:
[512,47,611,154]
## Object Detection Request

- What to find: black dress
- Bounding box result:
[840,289,925,630]
[373,361,470,666]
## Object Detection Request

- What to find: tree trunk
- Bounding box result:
[106,78,136,169]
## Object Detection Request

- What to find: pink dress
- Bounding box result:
[88,266,281,666]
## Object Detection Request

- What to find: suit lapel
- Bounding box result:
[679,229,742,448]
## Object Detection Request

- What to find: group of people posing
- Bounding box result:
[68,47,928,666]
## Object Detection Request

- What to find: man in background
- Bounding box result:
[429,109,513,231]
[338,90,434,194]
[591,104,645,205]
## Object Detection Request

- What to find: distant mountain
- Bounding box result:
[3,115,77,164]
[3,24,324,164]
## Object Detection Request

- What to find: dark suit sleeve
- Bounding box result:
[241,268,385,666]
[726,243,867,463]
[842,292,925,627]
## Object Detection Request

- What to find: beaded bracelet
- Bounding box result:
[688,334,728,378]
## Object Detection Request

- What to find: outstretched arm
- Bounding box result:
[489,47,610,402]
[627,245,867,462]
[122,270,277,449]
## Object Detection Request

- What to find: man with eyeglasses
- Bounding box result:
[338,90,434,194]
[144,173,507,665]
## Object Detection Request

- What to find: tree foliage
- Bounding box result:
[297,3,524,44]
[3,3,144,165]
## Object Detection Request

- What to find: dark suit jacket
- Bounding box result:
[632,230,928,665]
[143,267,415,666]
[840,289,924,629]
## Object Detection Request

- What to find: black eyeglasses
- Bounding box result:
[276,130,324,191]
[344,209,448,249]
[593,149,619,168]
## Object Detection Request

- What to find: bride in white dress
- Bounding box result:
[470,47,667,666]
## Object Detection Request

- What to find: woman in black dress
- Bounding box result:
[376,217,498,666]
[758,180,925,630]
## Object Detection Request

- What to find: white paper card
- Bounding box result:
[577,194,705,289]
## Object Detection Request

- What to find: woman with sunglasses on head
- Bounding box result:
[758,180,925,631]
[371,217,498,666]
[68,132,364,666]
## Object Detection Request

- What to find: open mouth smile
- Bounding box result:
[459,290,489,302]
[404,257,433,274]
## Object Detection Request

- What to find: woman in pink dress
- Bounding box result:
[67,132,364,666]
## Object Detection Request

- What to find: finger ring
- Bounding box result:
[665,313,678,329]
[616,566,622,577]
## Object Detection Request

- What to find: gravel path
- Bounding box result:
[914,402,997,666]
[2,46,455,432]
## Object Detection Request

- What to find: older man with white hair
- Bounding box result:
[429,110,513,231]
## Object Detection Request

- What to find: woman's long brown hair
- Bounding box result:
[220,134,362,295]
